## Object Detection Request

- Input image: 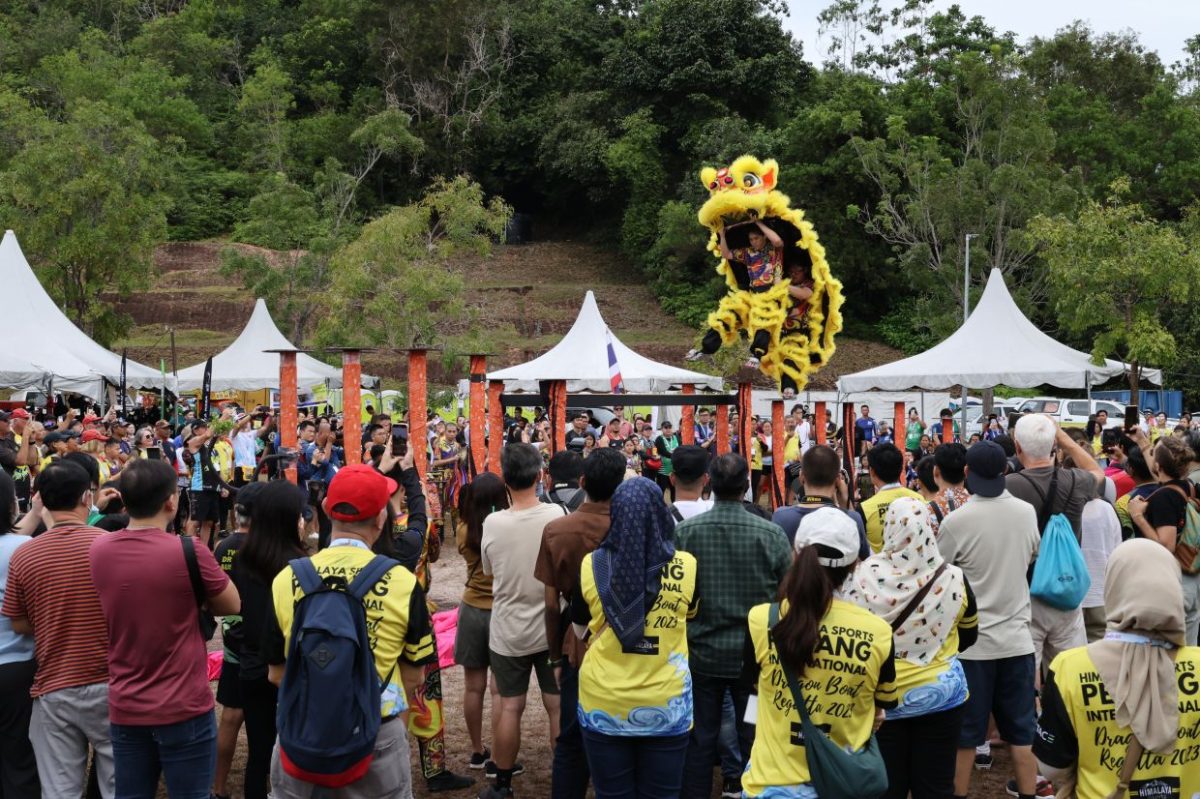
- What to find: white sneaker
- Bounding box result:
[684,348,707,362]
[744,356,761,369]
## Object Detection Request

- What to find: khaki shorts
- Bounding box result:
[489,649,560,698]
[270,717,411,798]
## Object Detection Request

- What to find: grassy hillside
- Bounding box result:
[112,239,902,389]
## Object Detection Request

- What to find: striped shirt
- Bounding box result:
[1,524,109,696]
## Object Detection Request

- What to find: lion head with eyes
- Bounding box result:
[698,155,783,230]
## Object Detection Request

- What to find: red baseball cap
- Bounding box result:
[9,408,29,419]
[80,429,110,444]
[324,465,397,522]
[83,414,100,423]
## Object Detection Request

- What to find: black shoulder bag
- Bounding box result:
[181,535,217,641]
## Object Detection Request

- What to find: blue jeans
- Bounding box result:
[682,673,752,799]
[110,710,216,799]
[581,728,688,799]
[552,659,590,799]
[718,689,742,781]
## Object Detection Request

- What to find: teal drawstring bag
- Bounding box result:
[1030,513,1090,610]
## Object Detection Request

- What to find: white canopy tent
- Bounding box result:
[176,299,372,392]
[838,268,1162,393]
[488,291,722,393]
[0,230,161,397]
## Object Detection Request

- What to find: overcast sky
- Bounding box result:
[782,0,1197,68]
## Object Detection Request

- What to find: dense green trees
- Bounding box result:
[0,0,1195,391]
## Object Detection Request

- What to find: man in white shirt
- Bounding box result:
[480,443,565,799]
[668,445,714,521]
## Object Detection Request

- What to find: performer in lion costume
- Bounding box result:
[685,155,844,397]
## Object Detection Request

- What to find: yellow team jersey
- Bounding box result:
[577,551,698,737]
[742,599,898,798]
[783,434,801,465]
[860,486,924,552]
[888,590,976,718]
[1036,645,1200,799]
[214,439,234,482]
[751,438,763,470]
[271,543,435,718]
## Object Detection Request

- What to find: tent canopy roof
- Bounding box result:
[176,299,370,392]
[488,291,722,393]
[0,230,159,394]
[838,269,1162,393]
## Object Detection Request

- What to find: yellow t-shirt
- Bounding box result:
[783,434,801,465]
[887,590,976,718]
[751,437,763,470]
[577,550,698,737]
[1036,645,1200,799]
[860,486,924,552]
[270,543,435,718]
[742,599,898,797]
[214,439,234,482]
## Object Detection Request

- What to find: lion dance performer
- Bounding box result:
[685,155,844,398]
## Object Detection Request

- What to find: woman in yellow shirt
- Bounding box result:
[843,497,978,799]
[572,476,697,798]
[742,507,898,798]
[1034,539,1200,798]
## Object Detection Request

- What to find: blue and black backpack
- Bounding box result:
[276,554,397,788]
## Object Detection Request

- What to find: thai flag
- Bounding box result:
[606,330,625,394]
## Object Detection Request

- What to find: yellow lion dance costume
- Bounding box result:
[688,155,844,396]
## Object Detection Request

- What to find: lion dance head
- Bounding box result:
[695,155,844,394]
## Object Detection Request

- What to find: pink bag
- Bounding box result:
[207,651,224,682]
[432,609,458,669]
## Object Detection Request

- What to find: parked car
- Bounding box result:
[1015,397,1125,429]
[963,404,1020,438]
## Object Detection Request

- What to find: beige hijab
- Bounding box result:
[1088,539,1185,754]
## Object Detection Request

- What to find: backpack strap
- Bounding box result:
[180,536,207,610]
[928,501,944,523]
[669,504,685,523]
[289,557,324,596]
[347,555,398,601]
[1017,467,1060,532]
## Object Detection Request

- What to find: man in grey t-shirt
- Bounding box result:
[939,441,1041,799]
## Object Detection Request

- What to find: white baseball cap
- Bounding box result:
[795,507,861,567]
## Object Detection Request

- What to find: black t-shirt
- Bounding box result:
[1145,479,1193,535]
[233,565,274,681]
[213,533,247,657]
[0,435,18,473]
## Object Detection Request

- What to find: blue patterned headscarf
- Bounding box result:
[592,477,676,649]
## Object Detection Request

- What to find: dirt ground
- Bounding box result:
[186,535,1014,799]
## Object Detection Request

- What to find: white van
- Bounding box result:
[1016,397,1125,428]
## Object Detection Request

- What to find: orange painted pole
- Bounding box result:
[941,417,953,444]
[279,351,298,484]
[716,404,729,455]
[893,401,906,453]
[408,349,428,480]
[342,351,362,465]
[551,380,567,454]
[771,400,785,511]
[469,355,487,475]
[487,380,504,473]
[815,401,827,445]
[736,382,753,463]
[680,384,696,445]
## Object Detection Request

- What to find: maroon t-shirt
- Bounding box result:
[90,528,229,725]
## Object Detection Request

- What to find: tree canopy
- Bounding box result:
[0,0,1196,397]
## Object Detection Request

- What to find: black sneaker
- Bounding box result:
[721,776,742,798]
[974,751,993,770]
[468,749,491,769]
[477,786,513,799]
[427,770,475,792]
[484,760,524,778]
